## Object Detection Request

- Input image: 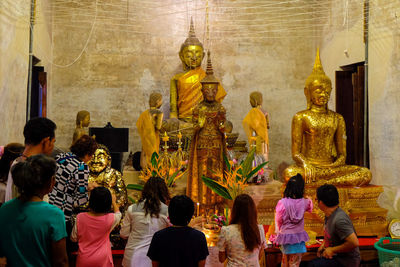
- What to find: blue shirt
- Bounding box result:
[0,198,67,267]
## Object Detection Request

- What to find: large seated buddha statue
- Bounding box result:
[170,18,226,123]
[283,49,372,186]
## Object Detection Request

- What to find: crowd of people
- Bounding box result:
[0,117,361,267]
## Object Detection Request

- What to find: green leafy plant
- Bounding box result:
[201,148,268,200]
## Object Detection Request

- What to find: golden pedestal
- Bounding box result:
[304,185,388,237]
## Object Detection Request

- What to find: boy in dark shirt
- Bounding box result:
[147,195,209,267]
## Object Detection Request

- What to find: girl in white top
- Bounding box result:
[120,177,170,267]
[217,194,267,267]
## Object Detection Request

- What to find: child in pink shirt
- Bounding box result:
[275,174,313,267]
[71,186,121,267]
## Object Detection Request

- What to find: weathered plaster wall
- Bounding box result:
[0,0,30,145]
[0,0,53,145]
[49,0,315,170]
[368,0,400,186]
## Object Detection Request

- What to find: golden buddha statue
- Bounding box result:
[187,51,226,210]
[72,110,90,144]
[170,18,226,123]
[283,49,371,186]
[136,93,163,169]
[88,144,128,209]
[242,91,270,163]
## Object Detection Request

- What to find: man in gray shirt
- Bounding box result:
[308,184,360,267]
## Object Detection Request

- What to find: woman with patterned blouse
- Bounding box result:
[217,194,267,267]
[49,135,97,224]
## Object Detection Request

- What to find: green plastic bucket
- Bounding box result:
[374,237,400,266]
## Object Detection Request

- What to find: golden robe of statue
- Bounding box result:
[137,93,163,168]
[88,145,128,209]
[187,52,226,208]
[283,49,372,186]
[243,91,270,162]
[170,18,226,123]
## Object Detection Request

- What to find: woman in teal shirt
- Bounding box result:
[0,154,68,267]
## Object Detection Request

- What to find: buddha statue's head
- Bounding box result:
[201,51,219,102]
[179,18,204,71]
[76,110,90,127]
[149,92,163,109]
[89,144,111,174]
[250,91,263,108]
[304,48,332,109]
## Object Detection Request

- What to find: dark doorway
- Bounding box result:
[30,65,47,118]
[335,62,369,167]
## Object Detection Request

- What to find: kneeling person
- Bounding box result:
[309,184,360,267]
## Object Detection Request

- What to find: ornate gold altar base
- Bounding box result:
[303,185,388,237]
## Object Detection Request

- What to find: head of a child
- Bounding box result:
[283,173,305,199]
[316,184,339,209]
[89,186,112,213]
[12,154,56,201]
[168,195,194,226]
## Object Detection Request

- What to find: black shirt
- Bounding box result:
[147,226,209,267]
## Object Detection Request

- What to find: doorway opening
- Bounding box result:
[335,62,369,167]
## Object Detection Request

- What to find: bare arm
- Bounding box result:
[170,76,179,119]
[51,238,68,267]
[331,114,346,167]
[198,259,206,267]
[218,251,227,263]
[322,233,358,259]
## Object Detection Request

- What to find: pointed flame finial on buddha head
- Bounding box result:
[304,48,332,109]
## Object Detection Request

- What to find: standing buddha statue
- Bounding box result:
[242,91,270,163]
[88,144,128,210]
[72,110,90,145]
[170,18,226,123]
[187,51,226,210]
[283,49,372,186]
[136,93,164,169]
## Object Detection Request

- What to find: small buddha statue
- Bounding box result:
[283,49,372,186]
[88,144,128,209]
[72,110,90,144]
[137,93,163,169]
[170,18,226,123]
[187,51,226,210]
[242,91,270,163]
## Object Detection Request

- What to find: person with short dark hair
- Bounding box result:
[48,134,98,257]
[217,194,267,266]
[0,154,68,267]
[147,195,209,267]
[274,174,313,267]
[5,117,57,202]
[71,186,121,267]
[121,177,170,267]
[308,184,360,267]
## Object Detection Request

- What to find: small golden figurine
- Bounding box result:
[170,18,226,123]
[283,49,371,186]
[136,93,164,169]
[88,144,128,210]
[72,110,90,144]
[242,91,270,163]
[187,51,226,210]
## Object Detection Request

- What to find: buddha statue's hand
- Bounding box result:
[198,116,206,128]
[303,163,316,184]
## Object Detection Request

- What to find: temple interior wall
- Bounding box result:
[1,1,400,184]
[48,0,316,171]
[0,0,53,145]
